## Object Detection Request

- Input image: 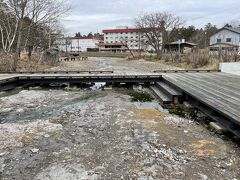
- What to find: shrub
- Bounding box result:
[0,52,14,72]
[185,51,209,68]
[129,91,154,102]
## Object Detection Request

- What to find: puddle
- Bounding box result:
[132,102,164,112]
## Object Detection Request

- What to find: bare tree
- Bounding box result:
[0,1,19,53]
[135,12,184,58]
[2,0,70,70]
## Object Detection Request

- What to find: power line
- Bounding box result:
[188,5,239,21]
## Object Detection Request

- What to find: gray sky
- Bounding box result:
[61,0,240,36]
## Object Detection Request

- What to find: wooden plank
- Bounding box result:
[175,73,240,101]
[163,76,240,122]
[166,73,240,108]
[163,74,240,123]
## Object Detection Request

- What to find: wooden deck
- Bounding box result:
[161,72,240,126]
[0,71,240,136]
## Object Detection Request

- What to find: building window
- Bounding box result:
[217,39,221,43]
[226,38,231,42]
[105,37,108,39]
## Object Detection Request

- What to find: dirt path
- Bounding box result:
[51,57,181,73]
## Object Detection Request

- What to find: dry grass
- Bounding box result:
[0,52,55,72]
[0,52,15,72]
[17,53,53,71]
[144,51,234,70]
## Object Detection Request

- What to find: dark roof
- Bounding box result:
[221,27,240,34]
[167,41,197,46]
[97,43,126,46]
[70,37,104,40]
[102,28,140,33]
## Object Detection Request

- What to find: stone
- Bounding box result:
[31,148,39,153]
[21,135,34,145]
[16,108,24,113]
[0,152,7,157]
[0,164,6,173]
[199,173,208,180]
[44,134,50,138]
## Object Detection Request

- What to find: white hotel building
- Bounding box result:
[55,36,103,53]
[99,26,160,52]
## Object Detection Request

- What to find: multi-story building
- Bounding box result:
[210,26,240,55]
[54,36,103,53]
[99,26,160,52]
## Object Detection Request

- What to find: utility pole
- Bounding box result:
[178,38,181,62]
[138,31,141,58]
[78,38,80,56]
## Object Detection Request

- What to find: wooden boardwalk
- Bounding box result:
[0,71,240,136]
[161,72,240,129]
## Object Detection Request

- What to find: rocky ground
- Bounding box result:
[0,57,239,179]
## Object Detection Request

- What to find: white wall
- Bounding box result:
[220,62,240,75]
[210,29,240,46]
[55,38,100,52]
[104,31,159,51]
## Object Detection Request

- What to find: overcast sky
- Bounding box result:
[61,0,240,36]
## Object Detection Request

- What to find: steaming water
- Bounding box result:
[0,91,104,124]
